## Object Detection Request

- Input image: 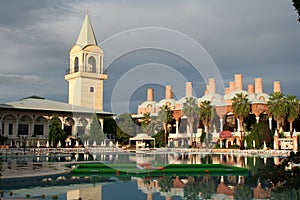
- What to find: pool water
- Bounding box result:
[0,152,297,200]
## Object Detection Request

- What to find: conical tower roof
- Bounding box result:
[76,13,97,48]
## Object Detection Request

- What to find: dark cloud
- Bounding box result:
[0,0,299,114]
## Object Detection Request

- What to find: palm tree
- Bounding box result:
[286,95,300,135]
[268,92,287,131]
[232,93,250,148]
[141,112,151,135]
[158,105,173,145]
[199,100,213,145]
[183,97,199,146]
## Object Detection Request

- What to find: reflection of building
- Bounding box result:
[0,14,111,146]
[135,175,271,200]
[67,185,102,200]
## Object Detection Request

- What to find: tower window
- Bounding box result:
[90,87,94,92]
[88,56,96,73]
[74,57,79,72]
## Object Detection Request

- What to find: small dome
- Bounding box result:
[198,93,224,103]
[138,100,157,109]
[224,90,249,100]
[157,98,176,107]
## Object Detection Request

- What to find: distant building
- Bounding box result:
[134,74,297,148]
[0,14,111,147]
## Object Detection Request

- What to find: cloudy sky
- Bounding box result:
[0,0,299,114]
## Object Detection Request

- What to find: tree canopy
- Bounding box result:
[48,115,66,146]
[199,100,213,145]
[158,105,173,145]
[183,97,199,134]
[293,0,300,22]
[232,93,251,132]
[268,92,288,131]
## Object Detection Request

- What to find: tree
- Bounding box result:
[268,92,287,131]
[141,112,151,135]
[183,97,199,146]
[88,113,106,145]
[232,93,250,149]
[158,105,173,145]
[48,115,66,146]
[286,95,300,134]
[293,0,300,22]
[245,122,272,148]
[199,100,213,144]
[115,113,136,136]
[115,113,136,145]
[103,116,117,140]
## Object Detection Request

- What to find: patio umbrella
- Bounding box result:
[244,140,247,149]
[252,140,256,149]
[75,141,79,147]
[93,141,97,146]
[37,140,40,148]
[116,141,119,147]
[263,141,267,150]
[46,141,49,148]
[57,140,61,147]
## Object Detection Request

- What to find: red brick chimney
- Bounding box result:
[165,85,173,99]
[147,88,154,101]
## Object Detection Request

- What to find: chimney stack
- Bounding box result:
[234,74,243,90]
[186,82,193,97]
[208,78,216,94]
[273,81,281,93]
[255,78,263,93]
[248,84,254,94]
[147,88,154,101]
[225,87,230,95]
[229,82,235,92]
[165,85,173,99]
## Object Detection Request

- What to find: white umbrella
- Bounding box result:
[244,140,247,149]
[93,141,97,146]
[116,141,119,148]
[10,141,12,147]
[37,140,40,148]
[26,140,29,147]
[252,140,256,149]
[86,140,89,147]
[57,141,61,147]
[109,141,113,147]
[101,141,104,147]
[75,141,79,147]
[46,141,49,148]
[263,141,267,150]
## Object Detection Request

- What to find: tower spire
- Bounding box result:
[76,13,97,48]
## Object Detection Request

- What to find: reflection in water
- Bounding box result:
[0,152,297,199]
[67,185,102,200]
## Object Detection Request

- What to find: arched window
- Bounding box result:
[88,56,96,73]
[259,96,265,101]
[74,57,79,72]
